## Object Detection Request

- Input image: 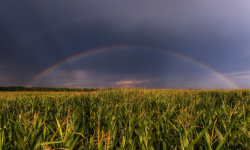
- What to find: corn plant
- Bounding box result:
[0,89,249,149]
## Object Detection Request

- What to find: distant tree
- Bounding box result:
[83,88,89,92]
[106,87,113,91]
[0,86,103,92]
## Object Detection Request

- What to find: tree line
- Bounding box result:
[0,86,113,92]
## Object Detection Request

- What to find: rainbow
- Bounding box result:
[31,46,240,89]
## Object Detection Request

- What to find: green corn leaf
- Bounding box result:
[55,117,63,138]
[89,136,93,149]
[163,141,167,150]
[34,116,39,131]
[98,139,103,150]
[167,120,178,132]
[30,124,44,150]
[187,123,212,150]
[68,113,80,130]
[190,111,204,127]
[215,131,230,150]
[16,121,26,136]
[76,145,86,150]
[0,130,5,150]
[204,132,212,150]
[15,130,24,147]
[215,126,223,142]
[68,134,81,150]
[229,113,239,130]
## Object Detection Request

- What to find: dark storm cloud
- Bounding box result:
[1,0,250,88]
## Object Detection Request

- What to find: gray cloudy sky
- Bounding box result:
[0,0,250,89]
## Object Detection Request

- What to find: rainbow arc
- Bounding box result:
[31,46,240,89]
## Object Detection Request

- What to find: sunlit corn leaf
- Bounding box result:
[187,123,212,150]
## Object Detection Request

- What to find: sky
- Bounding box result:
[0,0,250,89]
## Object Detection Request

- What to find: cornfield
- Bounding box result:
[0,89,250,150]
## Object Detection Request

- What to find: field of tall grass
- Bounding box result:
[0,89,250,150]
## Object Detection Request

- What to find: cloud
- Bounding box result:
[227,75,250,89]
[114,80,142,85]
[112,79,155,88]
[112,80,147,88]
[1,0,250,89]
[224,71,250,76]
[235,75,250,79]
[32,70,90,86]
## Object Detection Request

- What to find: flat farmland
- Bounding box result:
[0,89,250,150]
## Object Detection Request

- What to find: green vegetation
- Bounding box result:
[0,89,250,149]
